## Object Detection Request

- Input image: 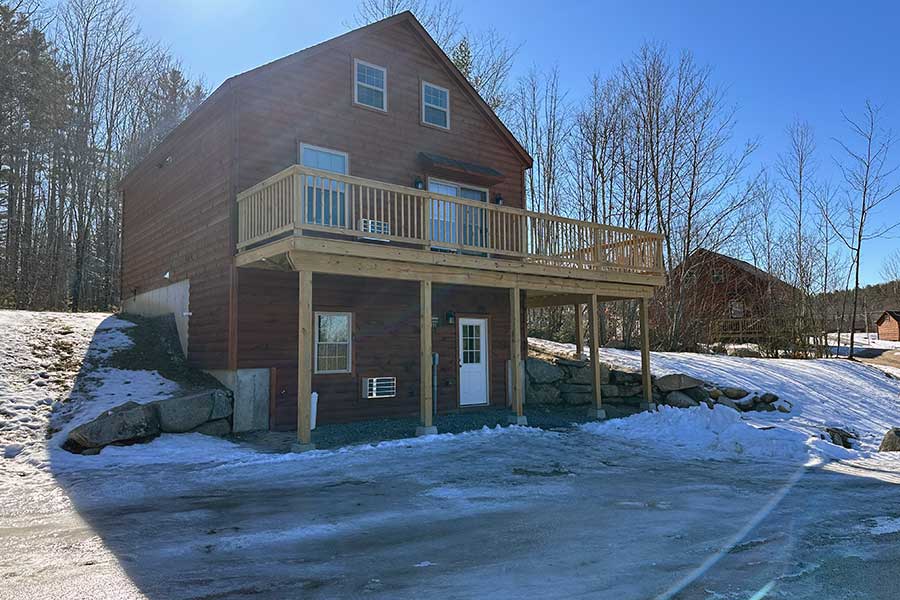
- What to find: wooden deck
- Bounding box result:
[235,165,664,294]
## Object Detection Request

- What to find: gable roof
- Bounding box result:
[121,11,532,191]
[222,11,530,166]
[689,249,795,289]
[877,310,900,325]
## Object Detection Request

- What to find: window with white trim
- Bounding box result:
[314,312,352,373]
[354,59,386,111]
[422,81,449,129]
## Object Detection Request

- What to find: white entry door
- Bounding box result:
[458,318,489,406]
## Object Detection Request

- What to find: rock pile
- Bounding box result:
[524,355,791,415]
[525,357,645,410]
[63,389,233,455]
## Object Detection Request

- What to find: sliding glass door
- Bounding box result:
[301,144,347,228]
[428,178,487,251]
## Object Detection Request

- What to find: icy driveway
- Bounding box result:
[3,311,900,599]
[3,429,900,599]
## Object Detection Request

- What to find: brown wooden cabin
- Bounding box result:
[876,311,900,341]
[120,12,664,445]
[654,249,799,344]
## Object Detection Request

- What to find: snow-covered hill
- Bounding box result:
[530,337,900,461]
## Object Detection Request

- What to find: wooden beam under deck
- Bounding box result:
[236,235,664,289]
[236,239,657,301]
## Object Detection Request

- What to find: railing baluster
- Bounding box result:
[236,166,662,275]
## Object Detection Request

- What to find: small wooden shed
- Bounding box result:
[876,311,900,342]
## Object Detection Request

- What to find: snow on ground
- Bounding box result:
[0,310,545,475]
[530,337,900,462]
[0,310,225,472]
[3,313,900,598]
[828,331,900,351]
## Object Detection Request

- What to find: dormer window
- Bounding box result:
[422,81,449,129]
[354,59,386,111]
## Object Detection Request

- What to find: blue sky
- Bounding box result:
[132,0,900,285]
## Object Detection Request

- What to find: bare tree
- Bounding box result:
[825,102,900,357]
[881,248,900,295]
[354,0,517,111]
[355,0,460,47]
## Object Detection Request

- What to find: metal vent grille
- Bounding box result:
[363,376,397,399]
[359,218,391,236]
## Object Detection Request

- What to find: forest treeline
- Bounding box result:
[4,0,899,357]
[0,0,204,311]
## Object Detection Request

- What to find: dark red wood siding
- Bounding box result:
[233,18,525,210]
[877,314,900,341]
[237,270,510,428]
[121,89,236,369]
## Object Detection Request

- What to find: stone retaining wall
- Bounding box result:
[525,355,791,416]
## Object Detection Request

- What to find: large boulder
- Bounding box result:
[556,357,587,369]
[209,390,234,420]
[825,427,858,449]
[525,357,564,384]
[664,391,700,408]
[155,390,220,433]
[65,402,160,452]
[714,396,740,412]
[526,384,562,405]
[879,428,900,452]
[722,387,750,400]
[561,391,593,406]
[560,383,593,395]
[192,419,232,437]
[655,373,704,393]
[567,363,609,385]
[611,370,642,385]
[682,386,710,403]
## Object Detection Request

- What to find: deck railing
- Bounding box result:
[236,165,664,276]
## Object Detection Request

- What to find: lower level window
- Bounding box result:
[315,312,352,373]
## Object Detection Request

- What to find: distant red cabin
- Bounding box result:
[876,311,900,342]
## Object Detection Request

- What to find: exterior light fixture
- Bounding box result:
[446,311,456,325]
[414,177,425,190]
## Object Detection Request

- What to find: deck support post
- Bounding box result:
[639,297,654,410]
[417,280,437,436]
[509,287,526,425]
[587,294,606,420]
[574,303,584,358]
[293,270,315,451]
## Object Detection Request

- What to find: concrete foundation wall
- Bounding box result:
[122,279,190,356]
[208,368,270,432]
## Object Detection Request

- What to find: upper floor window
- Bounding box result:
[354,59,386,111]
[422,81,449,129]
[729,299,745,319]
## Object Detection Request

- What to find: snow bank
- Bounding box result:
[582,405,811,462]
[532,336,900,459]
